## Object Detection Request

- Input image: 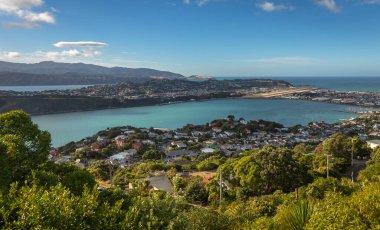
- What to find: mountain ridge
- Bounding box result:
[0,61,184,85]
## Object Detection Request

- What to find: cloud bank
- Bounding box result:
[0,0,55,28]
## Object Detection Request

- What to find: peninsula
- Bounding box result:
[0,78,291,115]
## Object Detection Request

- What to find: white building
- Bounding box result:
[367,140,380,149]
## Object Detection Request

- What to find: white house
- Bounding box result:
[367,140,380,149]
[201,147,215,154]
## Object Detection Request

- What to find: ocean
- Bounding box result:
[32,99,359,147]
[4,76,376,147]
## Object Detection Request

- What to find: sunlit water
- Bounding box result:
[32,98,359,147]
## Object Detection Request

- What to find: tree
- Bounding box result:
[142,149,164,160]
[305,177,355,200]
[227,115,235,121]
[222,146,307,196]
[32,162,96,196]
[349,136,371,158]
[370,146,380,164]
[183,177,209,204]
[313,133,351,175]
[0,143,11,191]
[293,143,315,170]
[358,163,380,183]
[0,110,51,186]
[170,207,230,230]
[125,192,185,230]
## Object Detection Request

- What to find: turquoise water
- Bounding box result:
[32,99,359,147]
[0,85,90,92]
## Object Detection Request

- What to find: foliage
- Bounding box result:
[370,146,380,164]
[274,200,312,230]
[358,163,380,183]
[125,192,186,230]
[305,177,355,199]
[221,145,307,197]
[0,110,51,187]
[88,160,111,181]
[170,207,230,230]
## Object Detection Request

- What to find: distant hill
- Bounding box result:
[0,61,184,86]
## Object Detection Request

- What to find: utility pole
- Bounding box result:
[109,159,114,185]
[326,154,332,178]
[351,138,354,183]
[219,168,222,205]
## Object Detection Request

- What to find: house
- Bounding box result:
[165,150,197,161]
[114,135,128,147]
[133,175,173,193]
[201,147,215,154]
[367,140,380,149]
[91,141,109,151]
[75,159,86,168]
[96,136,109,142]
[131,140,142,151]
[171,141,187,148]
[55,155,72,164]
[124,130,136,135]
[142,139,155,146]
[109,149,137,164]
[110,153,127,164]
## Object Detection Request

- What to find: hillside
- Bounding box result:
[0,61,184,86]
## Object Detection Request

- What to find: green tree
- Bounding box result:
[222,146,307,196]
[183,177,208,204]
[125,192,185,230]
[170,207,230,230]
[358,163,380,183]
[370,146,380,164]
[313,133,351,175]
[142,149,164,160]
[0,110,51,186]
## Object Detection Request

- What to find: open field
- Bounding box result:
[242,87,316,98]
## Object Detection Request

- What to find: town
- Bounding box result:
[50,111,380,192]
[280,88,380,108]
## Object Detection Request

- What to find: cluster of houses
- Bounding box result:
[52,113,380,169]
[283,89,380,108]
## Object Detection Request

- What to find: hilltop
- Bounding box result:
[0,61,184,86]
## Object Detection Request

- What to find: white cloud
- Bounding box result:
[0,0,55,28]
[34,49,102,59]
[0,52,21,59]
[0,40,107,62]
[53,41,109,48]
[244,56,314,65]
[314,0,340,13]
[183,0,221,7]
[256,1,294,12]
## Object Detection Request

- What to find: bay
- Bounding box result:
[32,98,359,147]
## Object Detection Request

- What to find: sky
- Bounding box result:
[0,0,380,77]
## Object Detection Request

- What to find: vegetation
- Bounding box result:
[1,110,380,229]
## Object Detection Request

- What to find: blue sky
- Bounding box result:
[0,0,380,77]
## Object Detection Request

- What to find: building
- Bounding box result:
[201,147,215,154]
[367,140,380,149]
[165,149,197,161]
[114,135,128,147]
